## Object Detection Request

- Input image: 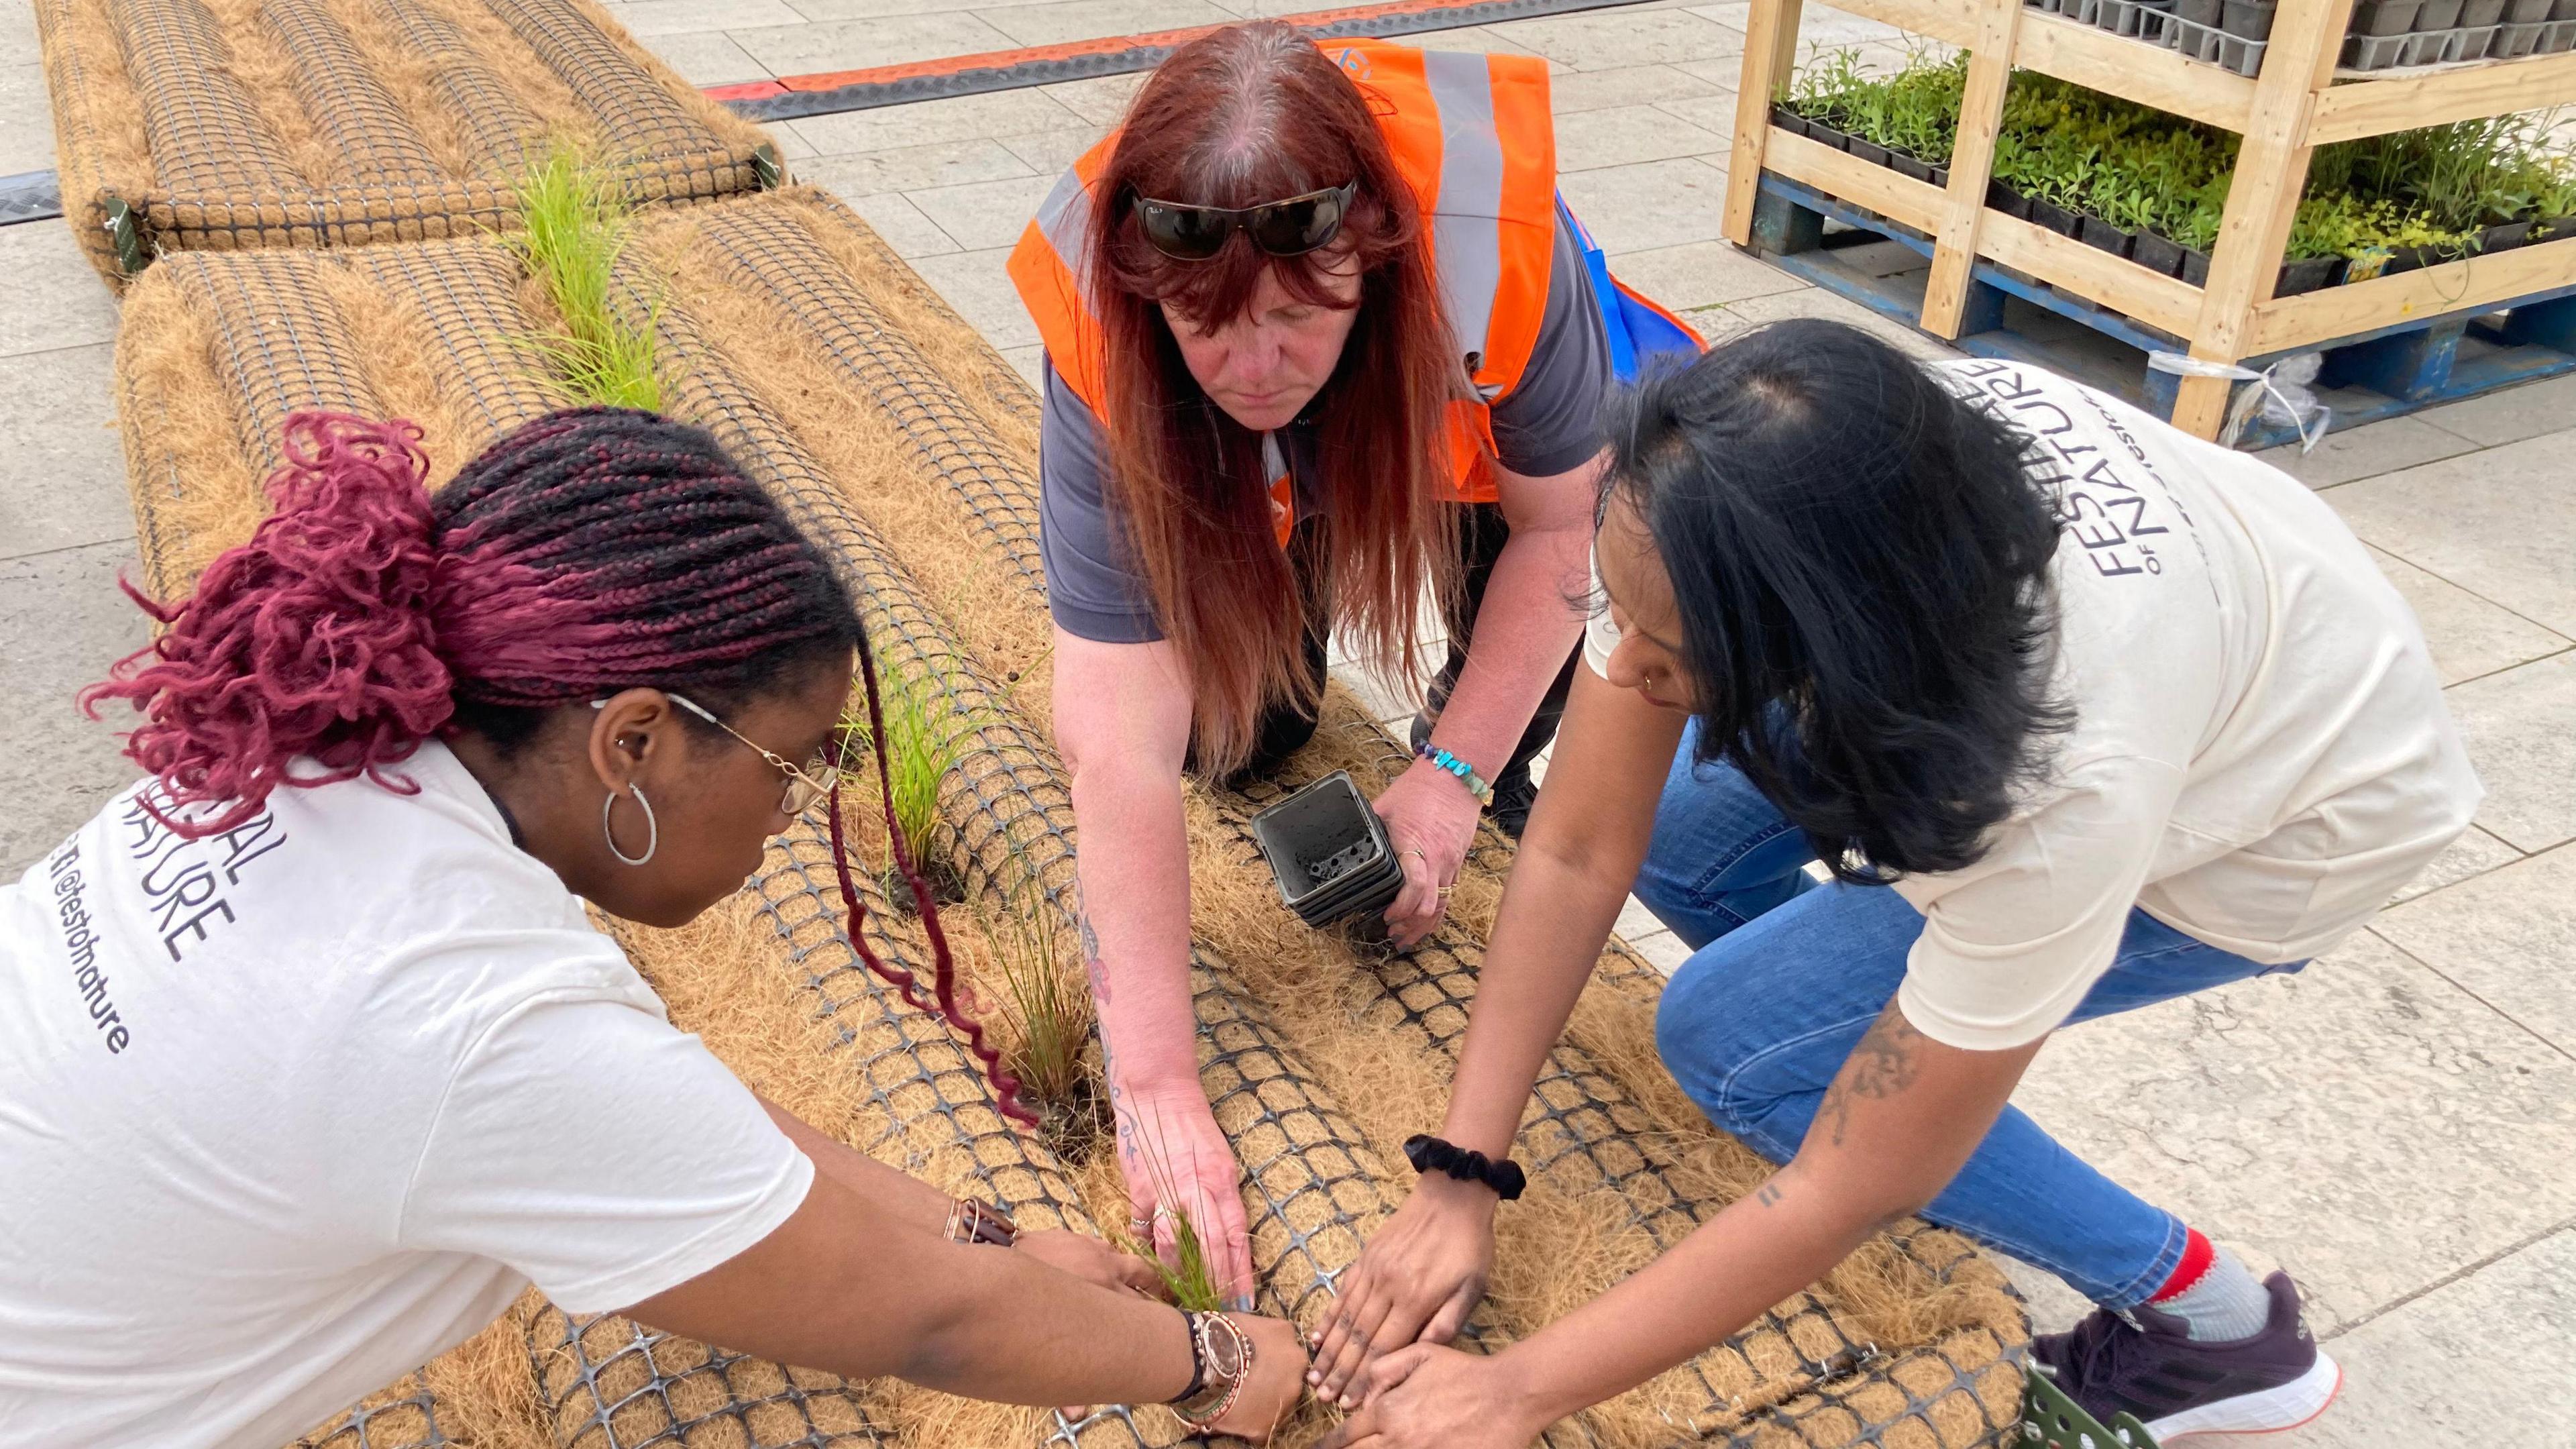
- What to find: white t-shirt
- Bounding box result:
[0,741,813,1449]
[1587,358,2480,1050]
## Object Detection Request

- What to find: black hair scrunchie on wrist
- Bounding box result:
[1402,1134,1527,1201]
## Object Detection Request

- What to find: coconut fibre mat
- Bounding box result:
[111,188,2024,1448]
[34,0,775,286]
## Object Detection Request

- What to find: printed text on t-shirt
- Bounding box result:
[122,791,287,962]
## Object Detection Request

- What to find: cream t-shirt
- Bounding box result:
[0,742,813,1448]
[1587,358,2480,1050]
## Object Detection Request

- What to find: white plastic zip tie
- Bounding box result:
[2149,351,2332,453]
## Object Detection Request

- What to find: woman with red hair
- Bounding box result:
[0,409,1305,1445]
[1010,20,1693,1307]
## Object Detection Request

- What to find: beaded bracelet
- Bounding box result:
[1412,739,1495,806]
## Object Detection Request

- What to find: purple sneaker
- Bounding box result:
[2033,1272,2341,1440]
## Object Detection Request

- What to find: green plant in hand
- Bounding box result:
[1124,1126,1228,1311]
[511,146,662,410]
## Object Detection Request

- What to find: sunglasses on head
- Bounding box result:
[1132,181,1358,262]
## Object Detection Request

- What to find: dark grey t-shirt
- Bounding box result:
[1038,217,1611,644]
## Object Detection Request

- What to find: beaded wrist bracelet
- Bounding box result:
[1412,739,1494,806]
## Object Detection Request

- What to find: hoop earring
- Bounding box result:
[604,785,657,867]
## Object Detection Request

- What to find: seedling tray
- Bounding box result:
[1248,771,1407,927]
[2022,1363,2162,1448]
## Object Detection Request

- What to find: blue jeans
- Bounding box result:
[1639,723,2305,1309]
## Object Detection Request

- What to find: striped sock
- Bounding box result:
[2147,1229,2272,1343]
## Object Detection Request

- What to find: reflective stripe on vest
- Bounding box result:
[1007,38,1558,531]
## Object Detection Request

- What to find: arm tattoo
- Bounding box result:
[1078,910,1112,1008]
[1754,1181,1784,1208]
[1813,1004,1925,1149]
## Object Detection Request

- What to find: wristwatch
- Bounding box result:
[1168,1311,1254,1426]
[945,1196,1018,1248]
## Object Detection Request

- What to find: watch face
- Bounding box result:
[1205,1322,1250,1380]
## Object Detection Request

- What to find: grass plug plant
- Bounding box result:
[510,146,663,411]
[978,875,1102,1152]
[841,661,967,906]
[1121,1126,1230,1312]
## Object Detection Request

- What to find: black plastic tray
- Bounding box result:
[1248,771,1407,927]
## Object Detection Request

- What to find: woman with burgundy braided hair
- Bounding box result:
[0,408,1304,1448]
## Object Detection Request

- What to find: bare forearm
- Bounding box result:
[904,1238,1196,1405]
[1426,523,1591,780]
[759,1097,950,1234]
[1438,847,1626,1157]
[1069,756,1200,1089]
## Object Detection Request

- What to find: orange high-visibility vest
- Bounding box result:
[1006,40,1560,539]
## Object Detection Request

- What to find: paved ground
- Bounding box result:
[4,0,2569,1442]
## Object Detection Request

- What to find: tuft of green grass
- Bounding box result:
[841,662,960,878]
[1122,1122,1229,1311]
[511,146,663,411]
[980,876,1095,1110]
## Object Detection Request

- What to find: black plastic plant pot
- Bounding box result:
[2536,214,2576,241]
[2349,0,2420,30]
[1890,154,1934,182]
[2483,220,2534,253]
[2417,0,2464,25]
[2463,0,2508,22]
[2221,0,2277,36]
[2182,247,2214,286]
[2508,0,2550,18]
[2078,217,2135,257]
[1986,180,2031,220]
[1772,105,1811,140]
[2178,0,2224,23]
[1248,771,1405,928]
[1848,139,1892,168]
[2029,198,2084,236]
[1929,165,1951,188]
[2275,256,2343,296]
[2132,231,2188,276]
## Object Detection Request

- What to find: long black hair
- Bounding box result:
[1602,320,2072,881]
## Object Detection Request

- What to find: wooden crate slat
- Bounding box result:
[2016,9,2257,131]
[1981,213,2206,337]
[2307,50,2576,144]
[1723,0,1808,247]
[1923,0,2024,337]
[1765,126,1947,228]
[2247,235,2576,352]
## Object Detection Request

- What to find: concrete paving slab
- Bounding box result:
[2390,824,2524,906]
[1040,73,1148,125]
[2374,843,2576,1055]
[833,189,964,257]
[2289,1226,2576,1449]
[1718,282,1961,362]
[1554,102,1728,171]
[0,345,136,563]
[1623,928,1690,973]
[729,11,1018,73]
[1649,91,1746,137]
[599,0,803,36]
[0,62,58,174]
[1555,156,1729,253]
[907,172,1057,250]
[0,0,39,66]
[2008,928,2576,1336]
[2254,414,2483,490]
[2405,369,2576,448]
[0,223,120,359]
[906,246,1039,349]
[786,88,1083,156]
[979,0,1233,45]
[1491,7,1746,69]
[2367,545,2571,688]
[2327,429,2576,639]
[0,541,148,879]
[999,343,1042,389]
[637,29,773,83]
[794,137,1035,195]
[1544,62,1726,113]
[2438,651,2576,853]
[997,123,1107,176]
[1607,239,1805,309]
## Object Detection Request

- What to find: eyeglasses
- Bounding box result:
[591,695,842,817]
[1132,182,1358,262]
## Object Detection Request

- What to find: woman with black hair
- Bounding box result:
[1306,321,2479,1447]
[0,409,1303,1446]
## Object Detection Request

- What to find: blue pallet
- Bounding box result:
[1750,172,2576,449]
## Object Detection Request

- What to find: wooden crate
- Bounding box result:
[1719,0,2576,440]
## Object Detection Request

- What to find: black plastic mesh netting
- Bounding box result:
[524,1309,893,1449]
[35,0,772,284]
[664,194,2031,1448]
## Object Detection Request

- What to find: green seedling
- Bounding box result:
[841,662,965,903]
[1123,1126,1230,1312]
[510,145,663,411]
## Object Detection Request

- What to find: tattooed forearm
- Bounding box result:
[1078,910,1112,1008]
[1813,1003,1925,1149]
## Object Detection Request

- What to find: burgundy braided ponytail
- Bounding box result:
[86,407,1032,1124]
